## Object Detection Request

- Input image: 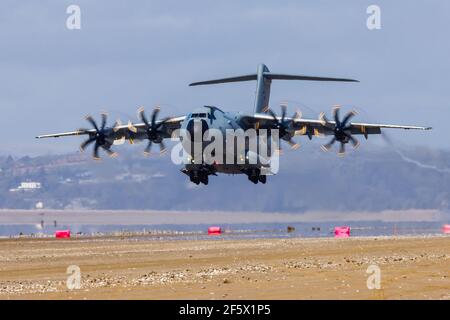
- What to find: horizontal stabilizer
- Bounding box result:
[266,73,358,82]
[189,72,358,87]
[189,74,257,86]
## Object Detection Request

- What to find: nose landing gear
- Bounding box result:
[182,166,216,185]
[189,171,209,185]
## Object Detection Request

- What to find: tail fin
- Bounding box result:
[189,64,358,114]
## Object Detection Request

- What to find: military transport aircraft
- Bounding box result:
[36,64,431,185]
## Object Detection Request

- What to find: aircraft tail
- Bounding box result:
[189,64,358,114]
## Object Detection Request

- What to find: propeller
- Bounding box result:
[79,113,117,160]
[319,105,360,156]
[138,106,169,155]
[266,104,301,150]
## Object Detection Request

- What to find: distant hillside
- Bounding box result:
[1,143,450,213]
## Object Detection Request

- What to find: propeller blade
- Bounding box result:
[319,112,330,125]
[151,106,160,127]
[101,145,117,158]
[100,113,107,131]
[85,115,99,132]
[342,110,357,127]
[80,136,96,151]
[293,110,302,120]
[93,143,101,160]
[321,137,336,152]
[138,107,150,127]
[267,108,279,123]
[338,142,346,156]
[280,104,287,122]
[159,141,167,154]
[155,117,170,129]
[113,119,122,132]
[348,134,360,149]
[287,139,300,150]
[144,141,152,154]
[333,106,341,127]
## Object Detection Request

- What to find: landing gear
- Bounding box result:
[189,174,200,185]
[182,166,215,185]
[249,175,258,184]
[199,173,209,185]
[258,174,266,184]
[245,168,266,184]
[189,172,209,185]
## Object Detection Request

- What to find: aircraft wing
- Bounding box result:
[292,119,431,137]
[241,113,431,138]
[36,115,186,140]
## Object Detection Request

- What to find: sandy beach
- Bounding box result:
[0,234,448,300]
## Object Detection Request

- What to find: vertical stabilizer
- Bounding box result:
[254,64,271,114]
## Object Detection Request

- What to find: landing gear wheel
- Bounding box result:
[258,175,266,184]
[200,174,209,185]
[189,174,200,185]
[248,175,259,184]
[247,168,261,184]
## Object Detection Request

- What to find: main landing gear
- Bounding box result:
[245,168,266,184]
[189,171,209,185]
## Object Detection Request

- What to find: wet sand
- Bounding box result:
[0,235,449,299]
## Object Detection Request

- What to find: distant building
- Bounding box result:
[9,181,42,192]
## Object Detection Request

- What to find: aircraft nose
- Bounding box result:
[186,119,209,141]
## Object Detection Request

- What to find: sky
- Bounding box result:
[0,1,449,155]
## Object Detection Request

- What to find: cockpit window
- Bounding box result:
[190,113,207,118]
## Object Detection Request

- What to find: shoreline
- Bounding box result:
[0,209,447,225]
